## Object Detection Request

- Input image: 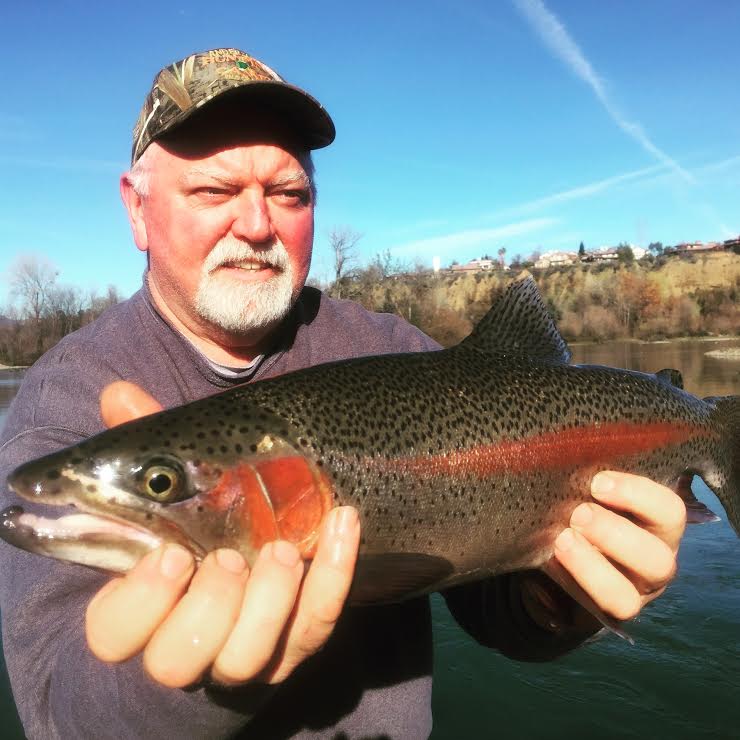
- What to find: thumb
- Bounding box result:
[100,380,163,428]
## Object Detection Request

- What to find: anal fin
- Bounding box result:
[675,473,721,524]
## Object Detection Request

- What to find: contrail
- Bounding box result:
[512,0,693,183]
[497,163,667,217]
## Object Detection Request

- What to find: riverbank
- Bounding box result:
[570,334,740,348]
[705,347,740,359]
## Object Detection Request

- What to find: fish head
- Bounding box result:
[2,403,334,572]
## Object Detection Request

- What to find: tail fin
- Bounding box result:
[704,395,740,535]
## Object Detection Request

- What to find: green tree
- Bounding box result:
[578,241,585,257]
[616,244,634,265]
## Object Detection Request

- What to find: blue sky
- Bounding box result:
[1,0,738,308]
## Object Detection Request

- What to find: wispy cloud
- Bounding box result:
[697,153,740,175]
[0,155,125,173]
[512,0,693,183]
[492,163,668,219]
[390,218,557,257]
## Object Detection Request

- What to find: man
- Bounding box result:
[0,48,685,738]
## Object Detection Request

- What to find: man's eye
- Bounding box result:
[275,189,310,205]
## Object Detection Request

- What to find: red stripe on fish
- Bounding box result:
[375,421,711,478]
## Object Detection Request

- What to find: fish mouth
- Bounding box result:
[0,504,168,572]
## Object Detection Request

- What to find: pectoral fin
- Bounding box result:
[348,553,454,605]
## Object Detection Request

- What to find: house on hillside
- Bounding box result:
[584,247,619,262]
[533,251,578,269]
[449,258,497,273]
[724,236,740,250]
[674,241,724,253]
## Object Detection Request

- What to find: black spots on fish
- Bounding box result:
[206,446,214,455]
[219,445,228,454]
[196,432,206,440]
[235,443,243,454]
[192,459,201,468]
[210,430,220,438]
[145,512,153,521]
[197,505,204,513]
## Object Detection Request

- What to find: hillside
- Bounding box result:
[340,251,740,347]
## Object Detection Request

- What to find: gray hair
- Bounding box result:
[126,146,317,203]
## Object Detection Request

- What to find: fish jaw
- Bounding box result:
[0,506,163,572]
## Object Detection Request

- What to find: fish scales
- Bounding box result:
[1,277,738,609]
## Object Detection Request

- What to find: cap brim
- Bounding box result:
[153,80,335,152]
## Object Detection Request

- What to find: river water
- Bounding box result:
[0,338,738,739]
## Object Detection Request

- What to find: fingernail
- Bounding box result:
[555,528,575,553]
[592,472,616,497]
[159,544,193,579]
[216,549,247,574]
[571,503,593,528]
[271,540,301,568]
[329,506,359,537]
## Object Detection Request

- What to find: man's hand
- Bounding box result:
[552,470,687,622]
[87,381,360,688]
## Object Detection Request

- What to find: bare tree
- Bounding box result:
[328,227,362,298]
[9,255,58,355]
[48,284,86,337]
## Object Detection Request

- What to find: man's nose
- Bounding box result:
[231,191,274,244]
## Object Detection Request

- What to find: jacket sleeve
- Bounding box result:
[442,571,602,662]
[0,363,270,740]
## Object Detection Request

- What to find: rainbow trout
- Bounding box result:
[2,278,739,611]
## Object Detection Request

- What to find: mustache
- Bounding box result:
[202,238,289,274]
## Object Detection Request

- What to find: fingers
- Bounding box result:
[265,506,360,684]
[142,549,251,688]
[87,509,359,689]
[100,380,162,428]
[569,502,676,592]
[211,541,304,685]
[86,544,195,662]
[552,471,687,621]
[554,528,642,621]
[591,471,687,551]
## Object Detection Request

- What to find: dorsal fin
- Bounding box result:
[461,276,571,364]
[656,368,684,389]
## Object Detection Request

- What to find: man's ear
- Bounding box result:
[120,174,149,253]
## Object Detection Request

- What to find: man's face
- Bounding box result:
[128,130,314,345]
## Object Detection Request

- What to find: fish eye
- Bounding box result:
[141,465,181,502]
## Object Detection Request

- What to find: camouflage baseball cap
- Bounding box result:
[131,48,335,164]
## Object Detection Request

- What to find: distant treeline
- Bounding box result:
[328,251,740,348]
[2,252,738,367]
[1,256,123,366]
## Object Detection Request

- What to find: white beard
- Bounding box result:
[195,237,296,334]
